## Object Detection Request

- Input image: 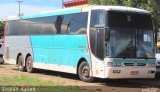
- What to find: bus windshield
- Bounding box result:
[106,11,155,59]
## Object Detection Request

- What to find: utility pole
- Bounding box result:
[62,0,64,8]
[17,0,23,16]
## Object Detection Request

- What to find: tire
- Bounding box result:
[78,62,95,82]
[26,56,34,73]
[155,72,160,79]
[18,55,26,72]
[0,56,4,64]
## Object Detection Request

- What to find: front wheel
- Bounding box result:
[26,56,35,73]
[78,62,95,82]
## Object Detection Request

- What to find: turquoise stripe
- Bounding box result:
[21,8,81,19]
[30,35,90,66]
[113,59,156,63]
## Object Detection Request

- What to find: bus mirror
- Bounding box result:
[105,28,110,41]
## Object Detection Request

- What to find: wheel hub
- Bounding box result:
[27,60,32,70]
[82,65,90,78]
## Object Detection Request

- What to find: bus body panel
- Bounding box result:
[4,36,33,65]
[30,35,90,74]
[90,55,156,78]
[105,67,155,78]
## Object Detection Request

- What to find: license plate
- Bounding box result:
[131,71,139,75]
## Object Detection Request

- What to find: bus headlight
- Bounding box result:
[107,62,113,67]
[107,62,121,67]
[147,63,155,67]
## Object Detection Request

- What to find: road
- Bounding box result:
[0,63,160,92]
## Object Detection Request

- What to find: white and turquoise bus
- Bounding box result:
[3,5,156,82]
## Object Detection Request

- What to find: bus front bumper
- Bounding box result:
[105,67,156,79]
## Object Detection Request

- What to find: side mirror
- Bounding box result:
[105,28,110,41]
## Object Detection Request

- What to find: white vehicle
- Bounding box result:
[3,5,156,82]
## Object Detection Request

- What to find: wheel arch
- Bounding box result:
[16,53,22,65]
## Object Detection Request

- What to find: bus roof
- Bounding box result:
[91,5,150,13]
[4,5,150,21]
[2,16,20,21]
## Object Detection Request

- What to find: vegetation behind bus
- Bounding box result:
[0,21,4,37]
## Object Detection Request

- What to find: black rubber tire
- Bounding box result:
[18,55,26,72]
[0,56,4,64]
[78,62,95,82]
[155,72,160,79]
[26,56,35,73]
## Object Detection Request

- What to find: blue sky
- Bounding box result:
[0,0,70,20]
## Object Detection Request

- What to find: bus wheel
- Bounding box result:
[155,72,160,79]
[0,56,4,64]
[26,56,34,73]
[18,55,26,72]
[78,62,94,82]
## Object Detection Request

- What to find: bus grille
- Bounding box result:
[124,63,146,66]
[124,63,134,66]
[137,63,146,66]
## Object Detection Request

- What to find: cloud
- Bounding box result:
[0,3,59,21]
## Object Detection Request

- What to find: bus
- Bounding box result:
[3,5,156,82]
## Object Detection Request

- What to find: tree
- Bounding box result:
[90,0,122,5]
[0,21,4,38]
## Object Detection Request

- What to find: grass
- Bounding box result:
[0,75,95,92]
[0,75,53,86]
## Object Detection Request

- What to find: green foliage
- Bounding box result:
[0,21,4,37]
[90,0,121,5]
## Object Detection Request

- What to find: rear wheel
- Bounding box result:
[18,55,26,72]
[78,62,94,82]
[26,56,34,73]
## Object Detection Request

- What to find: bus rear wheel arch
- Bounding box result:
[78,61,95,82]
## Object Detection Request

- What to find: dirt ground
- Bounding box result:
[0,63,160,92]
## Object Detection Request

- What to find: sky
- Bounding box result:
[0,0,70,20]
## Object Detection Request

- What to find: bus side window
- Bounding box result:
[62,12,88,34]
